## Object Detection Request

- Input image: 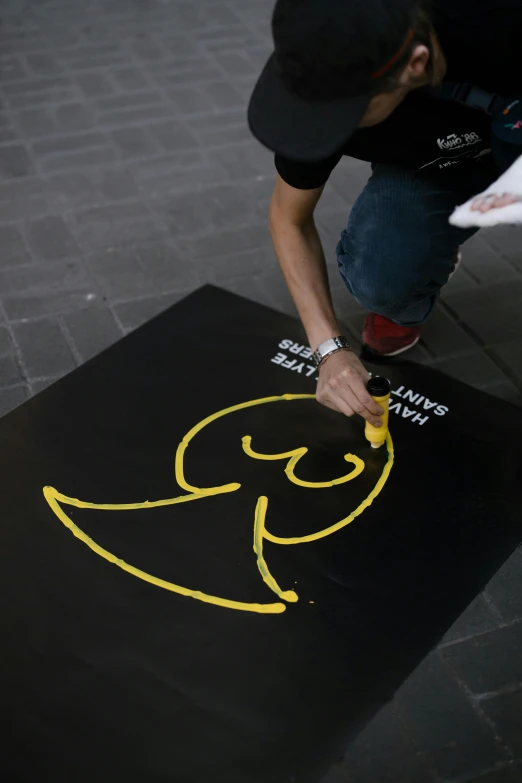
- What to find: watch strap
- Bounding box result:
[312,336,352,368]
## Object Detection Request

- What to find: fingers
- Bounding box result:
[344,383,384,427]
[317,369,384,426]
[471,193,519,212]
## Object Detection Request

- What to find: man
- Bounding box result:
[247,0,522,429]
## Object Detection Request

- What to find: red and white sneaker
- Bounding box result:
[362,249,462,357]
[362,313,421,357]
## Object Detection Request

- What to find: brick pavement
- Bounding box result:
[0,2,521,781]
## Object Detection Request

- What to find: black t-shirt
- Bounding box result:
[275,0,522,189]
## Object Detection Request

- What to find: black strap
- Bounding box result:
[436,82,505,116]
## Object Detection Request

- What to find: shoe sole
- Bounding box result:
[363,334,421,358]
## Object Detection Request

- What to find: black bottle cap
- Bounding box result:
[367,375,391,396]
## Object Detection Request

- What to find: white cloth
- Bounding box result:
[449,154,522,227]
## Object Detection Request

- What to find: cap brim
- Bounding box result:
[248,54,370,162]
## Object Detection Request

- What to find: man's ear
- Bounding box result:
[399,44,430,85]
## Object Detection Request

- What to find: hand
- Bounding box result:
[316,350,384,427]
[471,193,522,212]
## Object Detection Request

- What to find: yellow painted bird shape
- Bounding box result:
[44,394,394,615]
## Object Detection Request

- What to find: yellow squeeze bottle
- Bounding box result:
[364,376,391,449]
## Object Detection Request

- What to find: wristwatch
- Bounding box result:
[312,336,352,369]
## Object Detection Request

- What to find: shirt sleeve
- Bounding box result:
[274,152,342,190]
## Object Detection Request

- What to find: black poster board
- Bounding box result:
[2,286,522,783]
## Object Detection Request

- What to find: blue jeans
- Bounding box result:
[336,159,501,326]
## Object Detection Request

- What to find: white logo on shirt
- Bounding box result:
[437,132,481,151]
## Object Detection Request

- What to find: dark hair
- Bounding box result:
[273,0,434,102]
[375,1,434,94]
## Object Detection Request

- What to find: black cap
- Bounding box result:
[248,0,416,161]
[367,376,391,396]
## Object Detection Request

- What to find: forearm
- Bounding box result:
[270,216,341,350]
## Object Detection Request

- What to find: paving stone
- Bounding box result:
[14,107,57,137]
[440,594,501,645]
[62,307,122,362]
[207,141,273,179]
[24,216,79,260]
[60,48,128,72]
[54,103,96,132]
[44,171,101,210]
[0,258,99,320]
[0,385,29,418]
[0,177,55,222]
[184,224,270,260]
[0,326,14,357]
[154,182,263,239]
[258,266,299,314]
[149,62,222,87]
[167,87,215,114]
[95,90,164,114]
[113,292,186,332]
[130,37,167,62]
[39,146,119,173]
[0,225,32,267]
[184,107,245,133]
[199,80,245,109]
[6,86,80,109]
[30,377,61,395]
[152,35,198,59]
[322,703,436,783]
[100,103,175,127]
[0,144,34,178]
[132,151,228,197]
[0,53,29,81]
[420,306,480,358]
[25,52,62,76]
[96,169,140,202]
[0,355,24,388]
[111,127,159,159]
[32,131,108,157]
[0,126,19,144]
[395,653,508,781]
[147,122,199,153]
[111,67,150,92]
[134,242,200,293]
[191,120,252,149]
[485,548,522,623]
[480,691,522,759]
[440,623,522,696]
[480,224,522,270]
[462,234,519,284]
[444,280,522,345]
[12,317,76,378]
[442,264,482,295]
[76,72,115,98]
[208,271,272,309]
[201,4,240,26]
[429,352,511,389]
[69,201,167,253]
[194,246,277,285]
[213,51,257,77]
[86,246,157,300]
[2,75,77,100]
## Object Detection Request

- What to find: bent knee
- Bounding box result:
[337,242,422,317]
